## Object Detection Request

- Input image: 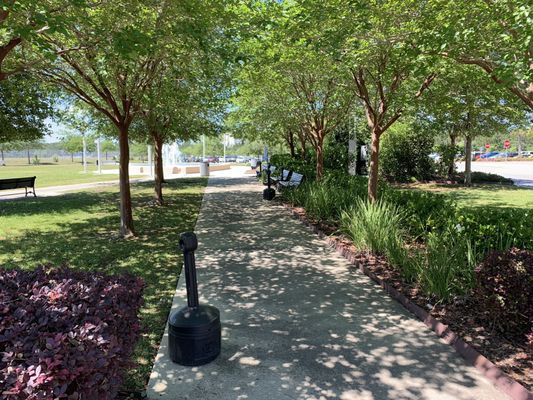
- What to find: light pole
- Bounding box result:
[148,145,153,177]
[96,137,102,174]
[82,134,87,173]
[202,134,206,161]
[223,134,227,163]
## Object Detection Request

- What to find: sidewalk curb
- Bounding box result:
[282,202,533,400]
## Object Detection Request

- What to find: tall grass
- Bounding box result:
[417,231,478,301]
[340,198,403,254]
[339,198,419,282]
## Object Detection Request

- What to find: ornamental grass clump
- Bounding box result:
[417,231,478,302]
[340,198,404,255]
[0,266,144,399]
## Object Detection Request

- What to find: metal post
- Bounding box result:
[223,134,226,163]
[82,134,87,173]
[148,145,153,177]
[202,135,206,161]
[180,232,199,309]
[96,138,102,174]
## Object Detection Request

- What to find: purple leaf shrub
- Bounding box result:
[0,266,144,399]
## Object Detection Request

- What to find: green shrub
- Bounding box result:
[380,122,435,182]
[382,189,457,239]
[270,153,316,180]
[454,171,514,184]
[457,208,533,253]
[340,198,404,255]
[417,231,478,301]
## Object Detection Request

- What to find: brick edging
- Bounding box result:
[281,202,533,400]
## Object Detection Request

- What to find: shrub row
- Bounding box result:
[285,175,533,253]
[0,266,144,399]
[281,175,533,303]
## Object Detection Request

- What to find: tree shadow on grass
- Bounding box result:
[0,177,207,391]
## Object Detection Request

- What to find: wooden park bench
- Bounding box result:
[277,172,304,189]
[0,176,37,197]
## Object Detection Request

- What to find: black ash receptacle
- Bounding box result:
[168,232,221,366]
[263,164,275,201]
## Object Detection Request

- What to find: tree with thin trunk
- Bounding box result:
[37,0,207,237]
[421,64,527,186]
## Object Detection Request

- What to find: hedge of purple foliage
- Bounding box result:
[0,266,144,399]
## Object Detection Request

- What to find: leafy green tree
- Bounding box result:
[37,0,226,236]
[423,0,533,111]
[132,52,229,204]
[0,74,54,144]
[380,119,435,182]
[422,65,527,185]
[233,2,353,179]
[100,139,117,160]
[0,1,83,82]
[262,0,439,198]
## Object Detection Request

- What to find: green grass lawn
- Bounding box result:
[404,183,533,210]
[0,160,142,188]
[0,178,207,391]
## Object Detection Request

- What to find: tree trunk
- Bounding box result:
[367,128,381,202]
[316,136,324,180]
[153,133,164,206]
[447,133,457,177]
[71,153,74,162]
[1,149,4,161]
[27,149,30,165]
[286,130,296,158]
[106,151,108,160]
[118,125,135,237]
[298,128,307,160]
[464,134,473,187]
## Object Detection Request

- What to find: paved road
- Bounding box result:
[457,161,533,188]
[147,175,508,400]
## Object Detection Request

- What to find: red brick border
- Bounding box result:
[282,203,533,400]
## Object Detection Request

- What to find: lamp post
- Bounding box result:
[82,134,87,173]
[148,145,153,177]
[96,137,102,174]
[223,134,227,163]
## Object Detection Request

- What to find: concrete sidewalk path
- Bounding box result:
[147,176,508,400]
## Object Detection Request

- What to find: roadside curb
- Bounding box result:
[281,202,533,400]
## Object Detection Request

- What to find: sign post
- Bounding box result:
[504,140,511,161]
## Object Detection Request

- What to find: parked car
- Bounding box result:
[490,152,518,159]
[479,151,499,159]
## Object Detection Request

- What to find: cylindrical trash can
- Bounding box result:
[200,162,209,177]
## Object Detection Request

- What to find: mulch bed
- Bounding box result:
[281,200,532,392]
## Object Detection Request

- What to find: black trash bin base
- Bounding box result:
[168,304,221,366]
[263,188,275,201]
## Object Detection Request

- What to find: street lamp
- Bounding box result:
[95,137,102,174]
